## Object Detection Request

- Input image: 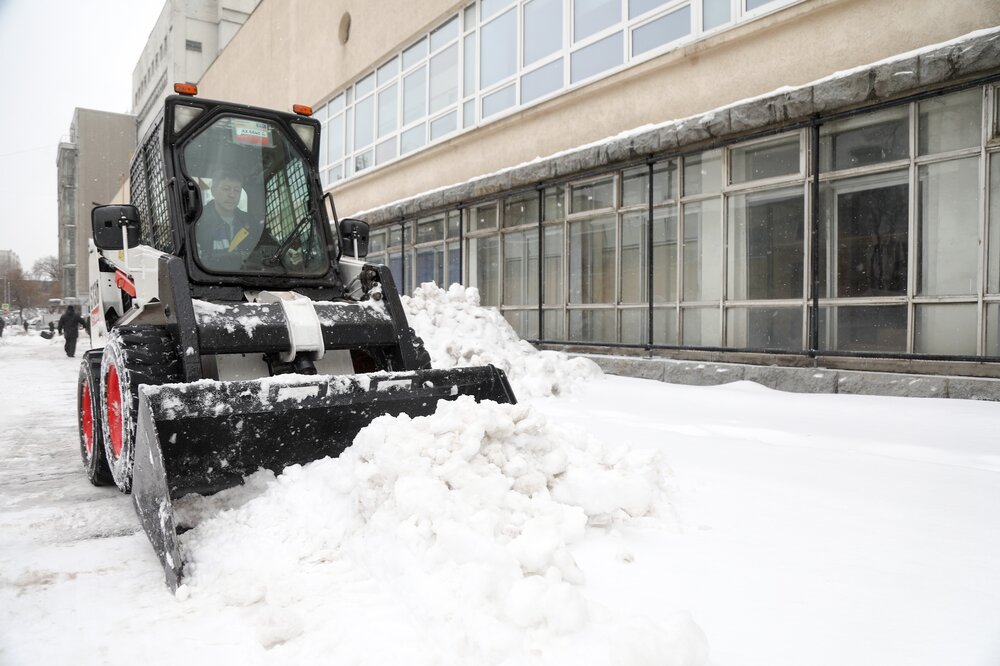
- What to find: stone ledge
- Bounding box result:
[579,354,1000,401]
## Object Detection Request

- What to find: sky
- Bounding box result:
[0,0,165,274]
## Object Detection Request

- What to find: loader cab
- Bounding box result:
[162,96,340,291]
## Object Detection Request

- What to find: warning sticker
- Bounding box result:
[232,119,272,146]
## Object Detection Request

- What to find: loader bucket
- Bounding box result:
[130,366,515,590]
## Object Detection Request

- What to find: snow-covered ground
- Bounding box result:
[1,288,998,665]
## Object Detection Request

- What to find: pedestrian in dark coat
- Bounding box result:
[57,306,89,358]
[0,318,5,337]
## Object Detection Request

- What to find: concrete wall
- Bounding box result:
[197,0,1000,217]
[70,109,136,300]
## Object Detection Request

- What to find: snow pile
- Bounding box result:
[402,283,602,398]
[176,396,702,664]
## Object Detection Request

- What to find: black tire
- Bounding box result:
[77,357,114,486]
[100,326,182,493]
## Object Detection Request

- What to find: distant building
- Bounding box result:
[0,249,20,277]
[56,109,136,301]
[132,0,261,140]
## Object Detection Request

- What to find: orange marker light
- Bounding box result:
[174,83,198,96]
[292,104,313,116]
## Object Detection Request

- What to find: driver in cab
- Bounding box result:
[196,165,315,272]
[195,166,271,270]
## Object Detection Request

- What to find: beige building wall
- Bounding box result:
[198,0,1000,216]
[67,109,136,300]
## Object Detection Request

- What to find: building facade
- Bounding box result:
[192,0,1000,383]
[132,0,260,140]
[56,109,136,300]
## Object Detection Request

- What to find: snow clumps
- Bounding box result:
[402,283,601,398]
[177,396,699,664]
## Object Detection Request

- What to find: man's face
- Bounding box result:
[211,176,243,214]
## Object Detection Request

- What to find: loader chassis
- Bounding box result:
[78,94,515,590]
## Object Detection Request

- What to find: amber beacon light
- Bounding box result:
[292,104,313,116]
[174,83,198,96]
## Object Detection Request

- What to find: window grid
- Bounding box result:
[815,90,988,355]
[361,84,999,359]
[315,0,802,186]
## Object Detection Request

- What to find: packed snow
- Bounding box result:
[403,283,602,398]
[1,290,999,665]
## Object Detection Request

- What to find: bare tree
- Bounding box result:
[31,255,61,283]
[5,267,41,318]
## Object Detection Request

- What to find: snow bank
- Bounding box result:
[402,283,602,398]
[176,396,703,664]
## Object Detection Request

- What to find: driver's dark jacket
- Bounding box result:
[195,202,278,269]
[196,202,253,253]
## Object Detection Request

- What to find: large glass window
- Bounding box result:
[503,231,539,305]
[355,84,996,360]
[504,192,540,227]
[820,106,909,172]
[683,149,721,195]
[682,198,722,302]
[569,215,616,303]
[682,306,720,346]
[403,68,427,124]
[521,59,564,104]
[543,224,565,305]
[571,177,615,212]
[620,211,648,303]
[571,31,624,83]
[727,306,802,350]
[569,308,616,342]
[991,153,1000,295]
[914,304,977,355]
[652,207,678,304]
[819,171,908,299]
[481,9,517,88]
[918,88,982,156]
[468,203,499,232]
[819,305,907,353]
[354,95,374,150]
[315,1,806,184]
[631,5,690,57]
[574,0,621,41]
[731,135,800,183]
[430,44,459,114]
[524,0,563,66]
[917,158,979,296]
[377,84,398,138]
[415,245,445,287]
[468,235,500,306]
[727,187,804,300]
[703,0,730,29]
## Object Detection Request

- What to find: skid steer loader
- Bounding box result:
[76,86,515,591]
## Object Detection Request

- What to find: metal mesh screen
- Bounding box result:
[264,159,310,243]
[129,120,174,254]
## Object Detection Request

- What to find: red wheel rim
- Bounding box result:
[106,365,124,458]
[81,380,94,456]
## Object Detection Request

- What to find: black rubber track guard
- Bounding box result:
[131,365,515,591]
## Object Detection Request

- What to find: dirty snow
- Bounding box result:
[1,295,999,666]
